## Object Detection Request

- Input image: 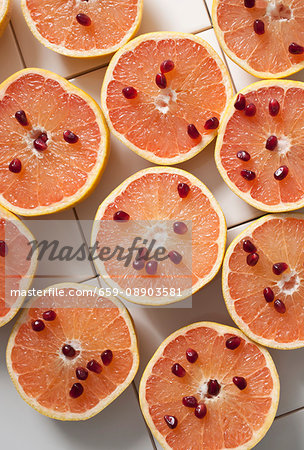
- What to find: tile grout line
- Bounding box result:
[227,213,265,232]
[131,382,158,450]
[275,405,304,420]
[67,62,110,81]
[9,21,27,69]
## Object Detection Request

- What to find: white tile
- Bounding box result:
[0,23,24,82]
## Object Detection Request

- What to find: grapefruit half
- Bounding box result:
[139,322,279,449]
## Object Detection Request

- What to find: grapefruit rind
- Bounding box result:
[91,166,227,306]
[6,282,139,421]
[139,321,280,450]
[0,0,10,37]
[101,32,233,165]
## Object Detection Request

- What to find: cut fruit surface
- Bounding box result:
[139,322,279,449]
[91,167,226,306]
[215,80,304,212]
[223,213,304,349]
[0,68,108,216]
[0,204,37,327]
[21,0,143,58]
[213,0,304,78]
[6,283,139,420]
[0,0,10,36]
[101,32,233,165]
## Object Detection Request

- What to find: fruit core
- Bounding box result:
[154,88,177,114]
[266,1,292,21]
[276,269,301,295]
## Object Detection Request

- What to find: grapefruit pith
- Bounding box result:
[6,283,139,421]
[0,0,10,37]
[139,322,279,449]
[101,32,233,165]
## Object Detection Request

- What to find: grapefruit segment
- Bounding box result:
[139,322,279,449]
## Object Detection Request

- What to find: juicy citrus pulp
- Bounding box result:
[6,283,139,420]
[91,167,226,305]
[139,322,279,449]
[101,32,233,165]
[0,68,108,216]
[21,0,143,57]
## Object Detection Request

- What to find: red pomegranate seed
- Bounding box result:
[269,99,280,116]
[164,415,178,429]
[204,117,219,130]
[245,103,256,116]
[274,299,286,313]
[289,42,304,54]
[208,379,221,396]
[145,260,158,275]
[226,336,241,350]
[87,359,102,373]
[241,169,256,181]
[173,221,188,235]
[178,182,190,198]
[253,19,265,35]
[263,287,274,303]
[0,241,8,257]
[62,344,76,357]
[34,137,47,151]
[273,262,288,275]
[266,135,278,150]
[101,349,113,366]
[182,396,198,408]
[168,250,182,265]
[39,133,48,142]
[136,247,148,260]
[113,210,130,221]
[186,348,198,363]
[63,130,79,144]
[195,403,207,419]
[244,0,255,7]
[243,239,257,253]
[9,158,22,173]
[155,73,167,89]
[274,165,289,180]
[15,110,28,126]
[160,60,175,73]
[69,383,84,398]
[76,367,88,380]
[247,252,259,266]
[76,13,91,26]
[32,319,45,332]
[122,86,138,99]
[171,363,186,377]
[237,150,250,161]
[187,124,200,139]
[233,376,247,390]
[234,93,246,110]
[133,259,145,271]
[42,310,56,321]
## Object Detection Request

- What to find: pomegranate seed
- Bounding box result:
[245,103,256,116]
[266,135,278,150]
[269,99,280,116]
[122,87,138,99]
[0,241,8,257]
[207,379,221,396]
[226,336,241,350]
[234,93,246,110]
[171,363,186,377]
[9,158,22,173]
[15,110,28,126]
[241,169,256,181]
[273,262,288,275]
[253,19,265,35]
[244,0,255,7]
[160,60,175,73]
[263,287,274,303]
[113,210,130,221]
[42,310,56,321]
[69,383,84,398]
[204,117,219,130]
[133,259,145,271]
[31,319,45,332]
[237,150,250,161]
[289,42,304,55]
[178,182,190,198]
[168,250,182,265]
[39,133,48,142]
[76,367,88,380]
[274,165,289,180]
[274,299,286,313]
[136,247,148,260]
[247,253,259,266]
[187,124,200,139]
[186,348,198,363]
[182,396,198,408]
[164,415,178,429]
[62,344,76,357]
[195,403,207,419]
[145,260,158,275]
[34,137,47,151]
[63,130,79,144]
[76,13,91,26]
[101,349,113,366]
[87,359,102,373]
[155,73,167,89]
[173,221,188,235]
[233,376,247,390]
[243,239,256,253]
